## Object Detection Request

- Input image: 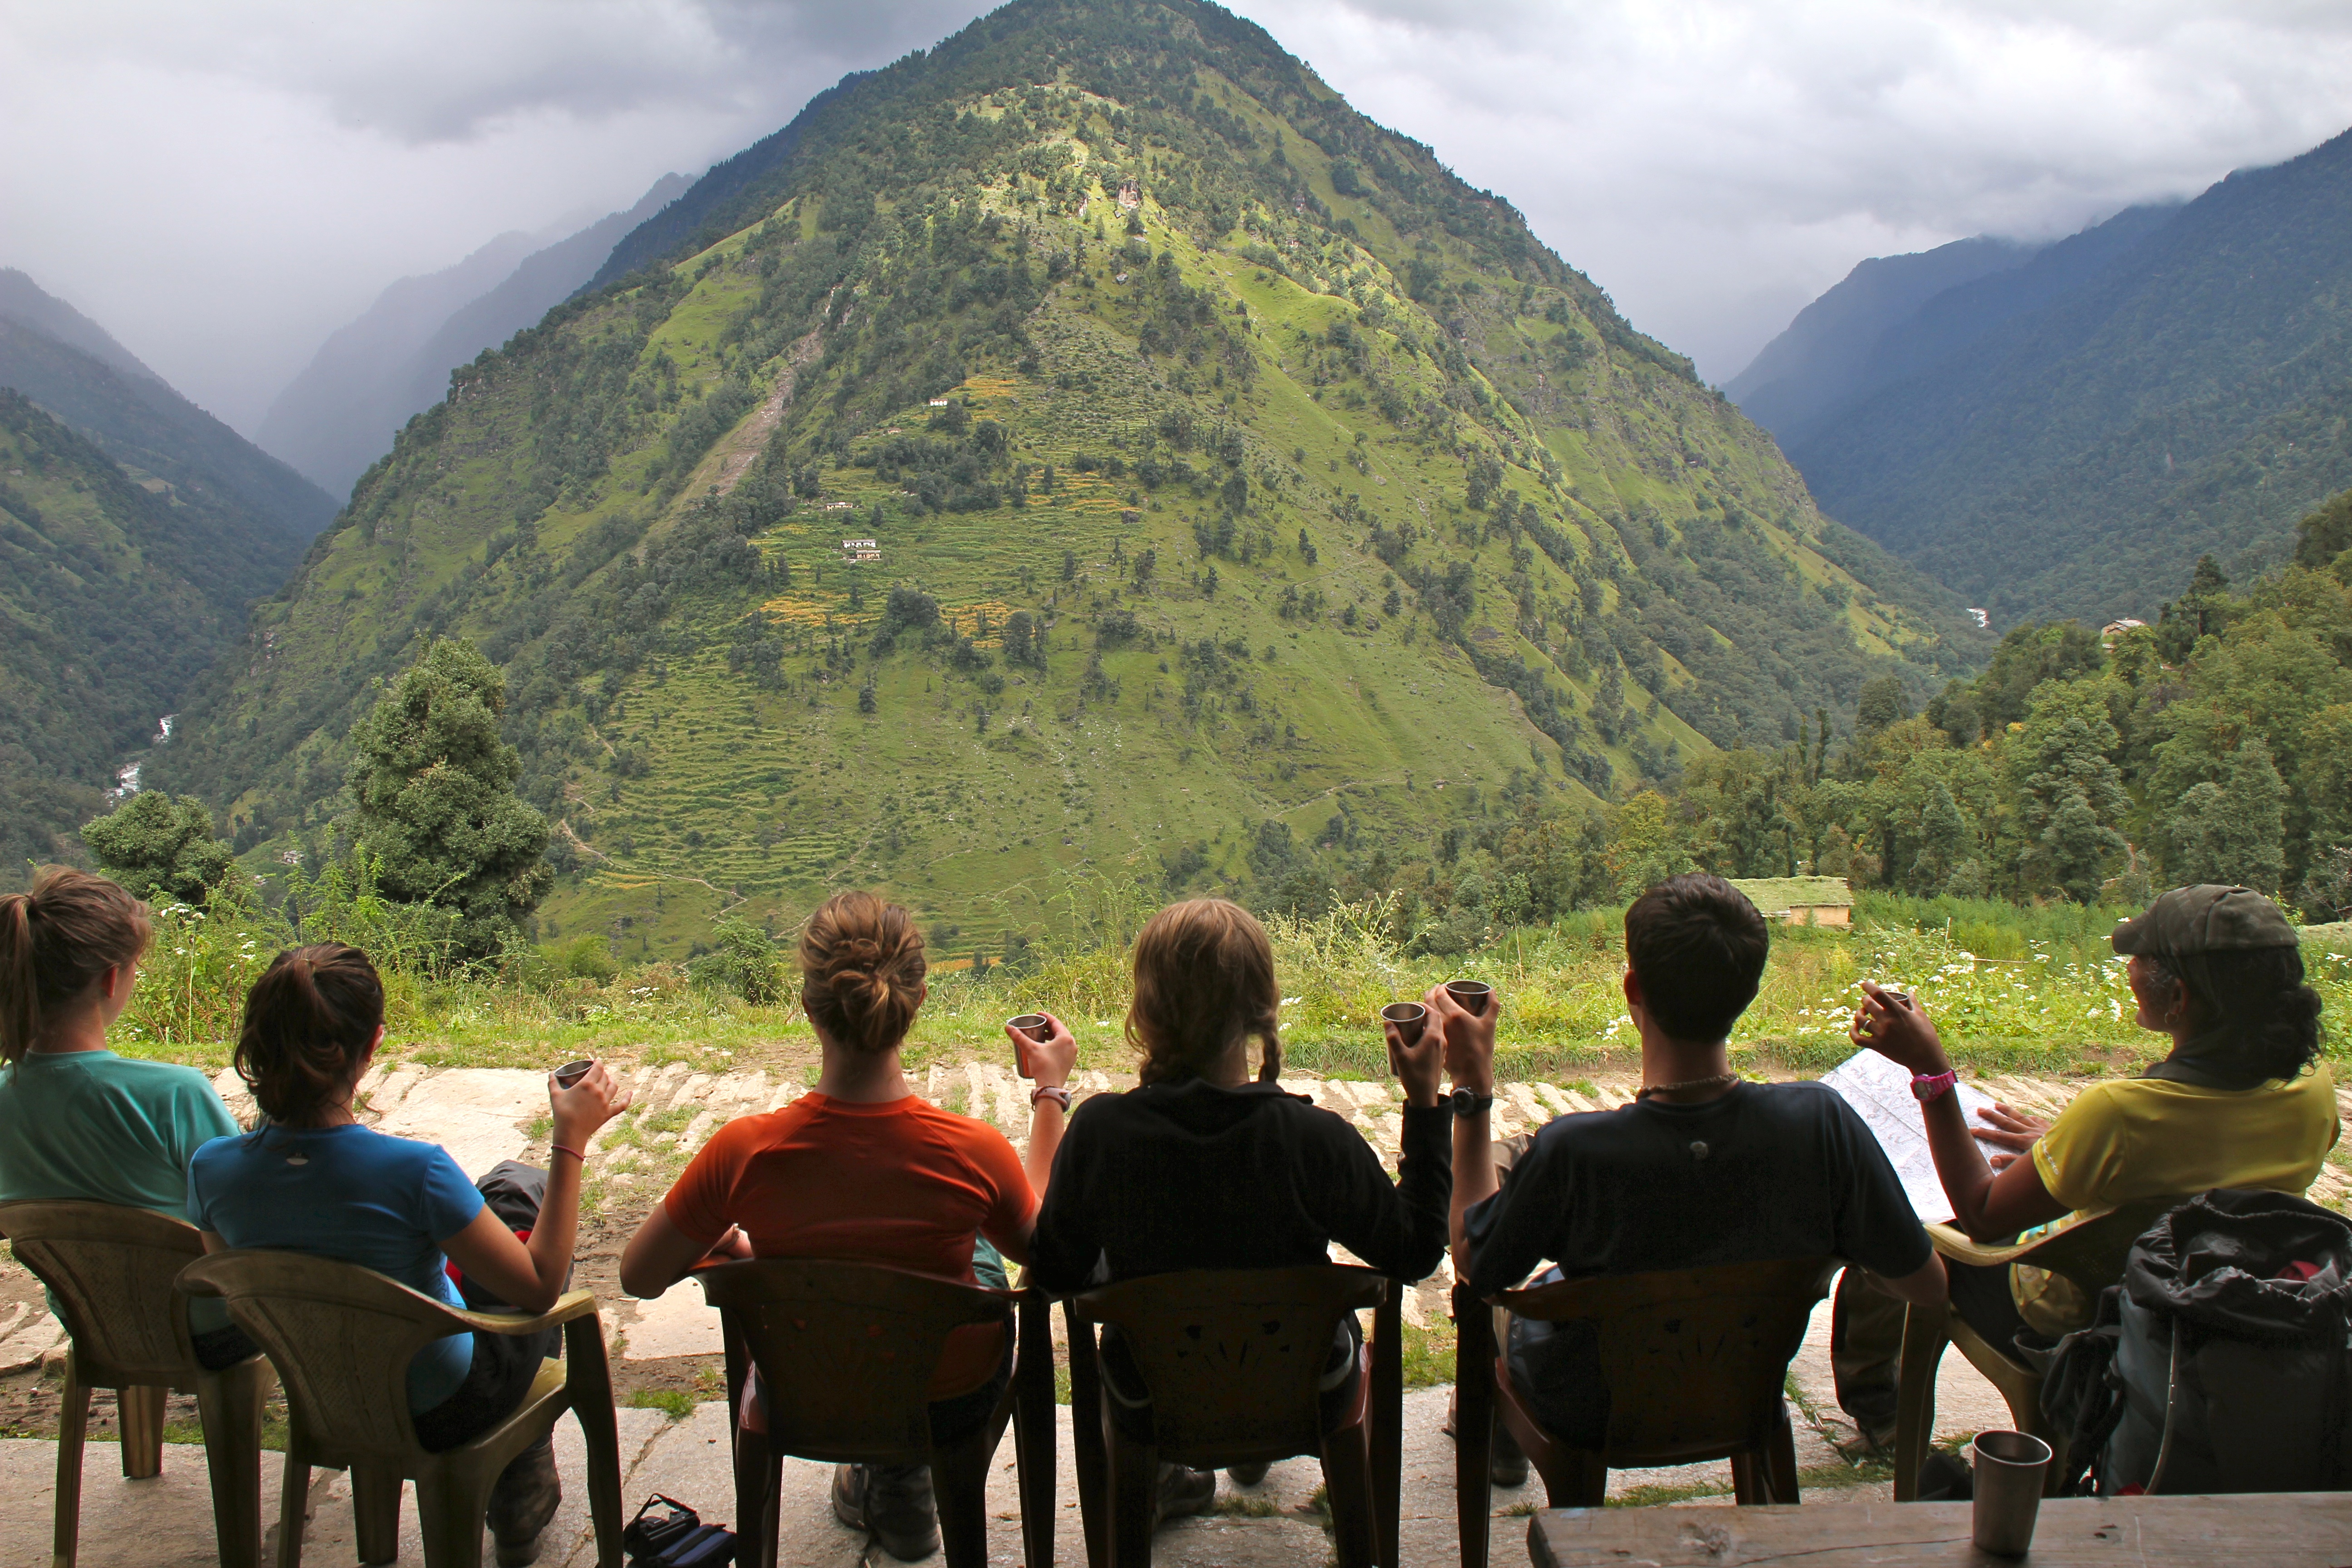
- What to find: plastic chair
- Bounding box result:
[0,1200,274,1568]
[179,1250,623,1568]
[1064,1265,1403,1568]
[1454,1256,1835,1568]
[1891,1197,2177,1501]
[695,1258,1055,1568]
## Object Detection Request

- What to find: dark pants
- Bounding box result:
[413,1161,564,1455]
[1831,1259,2028,1431]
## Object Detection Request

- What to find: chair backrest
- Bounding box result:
[696,1259,1015,1462]
[1075,1265,1387,1459]
[1496,1256,1834,1465]
[180,1249,475,1460]
[0,1199,204,1382]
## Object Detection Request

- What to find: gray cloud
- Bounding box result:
[5,0,2351,431]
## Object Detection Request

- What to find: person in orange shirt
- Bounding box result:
[620,892,1073,1562]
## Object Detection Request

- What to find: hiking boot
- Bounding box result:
[833,1462,941,1561]
[1152,1462,1216,1528]
[485,1435,560,1567]
[1916,1449,1973,1500]
[1225,1460,1271,1486]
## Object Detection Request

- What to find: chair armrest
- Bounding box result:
[1926,1210,2121,1269]
[444,1288,602,1338]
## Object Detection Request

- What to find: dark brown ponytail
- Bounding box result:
[235,945,385,1126]
[1127,899,1282,1087]
[798,892,927,1053]
[0,867,153,1064]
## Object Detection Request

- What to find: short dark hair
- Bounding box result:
[1624,874,1769,1042]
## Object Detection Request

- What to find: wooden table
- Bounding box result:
[1529,1494,2352,1565]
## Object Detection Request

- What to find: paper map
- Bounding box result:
[1818,1048,1997,1224]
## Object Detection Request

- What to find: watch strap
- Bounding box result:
[1029,1084,1072,1110]
[1910,1070,1958,1103]
[1450,1088,1496,1114]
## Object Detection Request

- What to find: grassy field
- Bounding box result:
[110,886,2352,1083]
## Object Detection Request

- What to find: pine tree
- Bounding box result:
[1909,781,1970,896]
[2013,685,2132,902]
[349,639,551,958]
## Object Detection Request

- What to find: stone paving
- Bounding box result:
[4,1061,2350,1564]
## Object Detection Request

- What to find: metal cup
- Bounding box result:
[1444,980,1493,1016]
[554,1059,593,1089]
[1970,1430,2051,1555]
[1379,1002,1428,1046]
[1855,987,1913,1038]
[1007,1014,1052,1078]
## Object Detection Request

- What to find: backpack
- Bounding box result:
[2047,1189,2352,1495]
[622,1494,737,1566]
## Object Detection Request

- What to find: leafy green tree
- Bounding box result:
[349,639,551,958]
[1854,676,1911,735]
[79,793,235,904]
[2011,681,2132,902]
[1909,782,1972,896]
[692,916,784,1004]
[2165,735,2287,892]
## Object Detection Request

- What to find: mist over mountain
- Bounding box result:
[0,273,337,545]
[1742,126,2352,625]
[257,176,685,500]
[158,0,1973,953]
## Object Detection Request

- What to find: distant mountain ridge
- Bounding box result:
[0,273,336,544]
[1737,126,2352,625]
[258,175,686,499]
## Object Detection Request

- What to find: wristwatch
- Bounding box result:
[1909,1070,1958,1103]
[1449,1088,1496,1115]
[1030,1085,1072,1111]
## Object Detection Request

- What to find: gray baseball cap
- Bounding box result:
[2112,885,2299,958]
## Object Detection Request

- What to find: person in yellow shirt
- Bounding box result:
[1831,884,2337,1453]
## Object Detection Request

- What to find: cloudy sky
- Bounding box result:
[8,0,2352,436]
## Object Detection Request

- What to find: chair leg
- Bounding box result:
[415,1463,491,1568]
[565,1317,626,1568]
[1102,1408,1156,1568]
[933,1425,996,1568]
[1065,1304,1109,1568]
[1893,1302,1950,1503]
[1451,1286,1491,1568]
[1012,1295,1057,1568]
[1321,1419,1378,1568]
[118,1384,167,1480]
[351,1465,402,1566]
[274,1451,310,1568]
[1767,1400,1801,1504]
[196,1362,270,1568]
[52,1350,90,1568]
[1370,1294,1401,1568]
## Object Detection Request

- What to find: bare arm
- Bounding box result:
[1879,1251,1950,1307]
[618,1205,748,1298]
[1853,985,2069,1241]
[440,1063,632,1312]
[1420,984,1497,1276]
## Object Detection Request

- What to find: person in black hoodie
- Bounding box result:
[1029,897,1461,1520]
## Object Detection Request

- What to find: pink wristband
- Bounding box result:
[551,1143,587,1162]
[1909,1070,1958,1104]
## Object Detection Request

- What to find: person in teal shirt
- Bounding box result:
[0,867,246,1358]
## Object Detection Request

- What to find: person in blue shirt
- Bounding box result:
[188,945,629,1568]
[0,867,249,1362]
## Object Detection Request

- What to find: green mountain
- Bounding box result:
[158,0,1972,956]
[0,272,338,544]
[0,391,305,873]
[1759,127,2352,626]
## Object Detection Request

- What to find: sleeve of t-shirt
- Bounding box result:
[1823,1093,1932,1279]
[662,1116,754,1247]
[2031,1084,2127,1213]
[1462,1126,1572,1298]
[960,1120,1038,1250]
[171,1072,242,1167]
[417,1145,487,1242]
[183,1141,222,1230]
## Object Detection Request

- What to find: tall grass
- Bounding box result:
[110,880,2352,1082]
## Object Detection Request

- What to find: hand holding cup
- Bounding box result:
[548,1058,632,1147]
[1425,980,1498,1094]
[1003,1011,1075,1089]
[1380,1003,1441,1106]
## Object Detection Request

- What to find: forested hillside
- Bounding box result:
[157,0,1974,956]
[1603,493,2352,921]
[0,392,306,873]
[1759,127,2352,626]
